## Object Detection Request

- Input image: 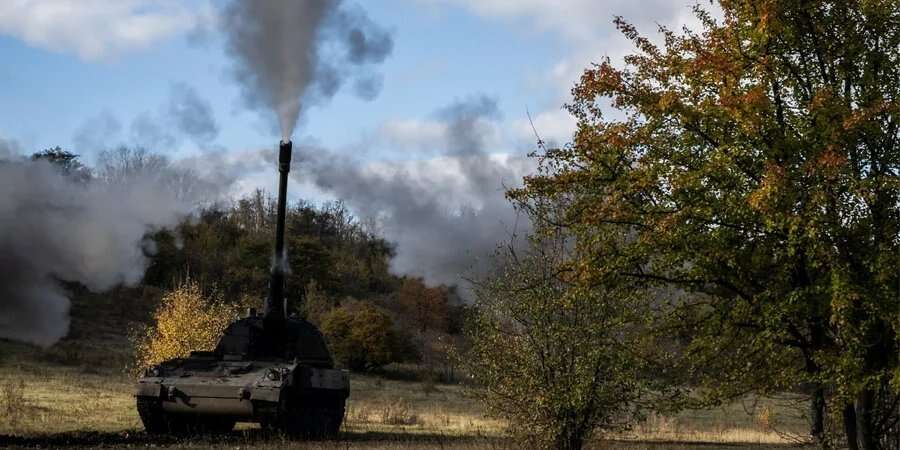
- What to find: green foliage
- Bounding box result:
[301,280,335,326]
[514,1,900,447]
[143,193,396,309]
[465,211,657,450]
[136,188,444,377]
[320,301,409,372]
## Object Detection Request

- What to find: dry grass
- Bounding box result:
[615,396,812,446]
[2,378,27,431]
[0,343,812,449]
[0,361,140,436]
[0,283,814,449]
[342,374,504,436]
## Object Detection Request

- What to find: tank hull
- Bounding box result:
[135,358,349,435]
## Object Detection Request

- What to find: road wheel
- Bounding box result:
[280,406,317,439]
[325,398,345,437]
[197,417,236,434]
[136,398,169,434]
[278,396,345,440]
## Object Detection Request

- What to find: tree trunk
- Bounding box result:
[846,402,860,450]
[811,386,826,445]
[559,433,583,450]
[556,428,582,450]
[556,416,586,450]
[803,297,829,446]
[857,389,878,450]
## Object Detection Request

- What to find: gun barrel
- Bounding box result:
[264,140,292,325]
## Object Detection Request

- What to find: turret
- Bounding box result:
[264,140,292,329]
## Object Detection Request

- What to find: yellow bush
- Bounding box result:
[131,280,241,374]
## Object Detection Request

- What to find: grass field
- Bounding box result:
[0,340,814,449]
[0,290,815,449]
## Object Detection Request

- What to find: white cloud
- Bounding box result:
[417,0,606,44]
[377,118,448,152]
[418,0,697,46]
[374,116,506,156]
[418,0,720,144]
[0,1,212,60]
[415,0,718,92]
[512,107,577,148]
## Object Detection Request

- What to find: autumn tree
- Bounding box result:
[132,279,241,373]
[398,277,450,333]
[515,1,900,448]
[320,301,408,371]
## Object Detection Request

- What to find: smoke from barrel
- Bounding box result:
[222,0,393,141]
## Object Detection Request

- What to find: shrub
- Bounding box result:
[131,279,241,374]
[466,227,652,450]
[320,301,406,372]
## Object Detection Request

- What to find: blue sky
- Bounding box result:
[1,1,552,159]
[0,1,703,164]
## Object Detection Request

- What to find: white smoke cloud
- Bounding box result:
[0,141,275,347]
[0,0,212,61]
[0,154,193,346]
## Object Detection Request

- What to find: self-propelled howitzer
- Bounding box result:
[134,141,349,438]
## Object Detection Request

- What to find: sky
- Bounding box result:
[0,0,705,165]
[0,0,711,298]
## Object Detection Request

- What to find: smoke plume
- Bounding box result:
[0,152,196,347]
[167,82,219,145]
[0,144,272,347]
[131,112,177,151]
[73,111,123,153]
[0,137,20,159]
[73,83,219,155]
[222,0,393,141]
[295,96,535,295]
